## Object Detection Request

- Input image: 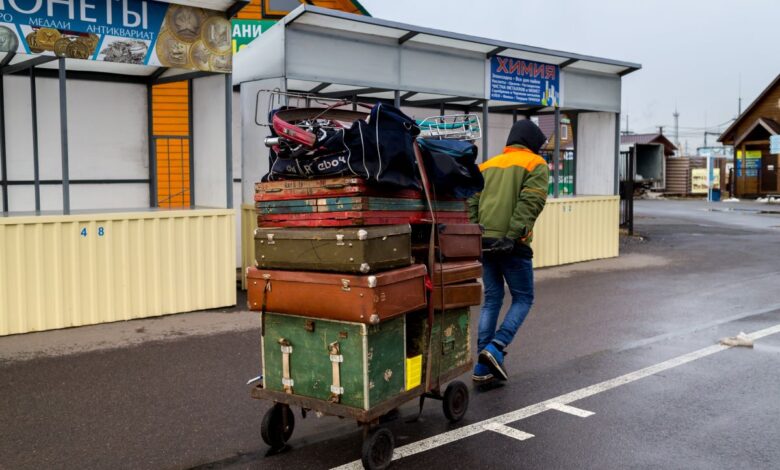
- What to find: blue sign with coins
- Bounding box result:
[0,0,231,71]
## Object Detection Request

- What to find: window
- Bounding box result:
[561,123,568,141]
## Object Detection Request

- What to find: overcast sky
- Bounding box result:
[361,0,779,153]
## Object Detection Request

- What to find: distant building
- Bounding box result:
[718,74,780,197]
[533,114,574,151]
[620,133,677,156]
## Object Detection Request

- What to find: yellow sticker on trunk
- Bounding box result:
[406,355,422,390]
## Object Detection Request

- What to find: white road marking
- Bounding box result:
[545,402,594,418]
[483,422,534,441]
[330,323,780,470]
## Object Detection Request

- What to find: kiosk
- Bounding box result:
[0,0,247,335]
[235,5,641,285]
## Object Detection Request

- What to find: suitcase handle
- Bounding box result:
[323,183,347,189]
[263,188,282,193]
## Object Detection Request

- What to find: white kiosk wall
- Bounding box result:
[576,111,617,196]
[3,77,148,211]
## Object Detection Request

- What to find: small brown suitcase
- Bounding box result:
[247,264,427,324]
[412,223,483,261]
[431,260,482,285]
[430,282,482,310]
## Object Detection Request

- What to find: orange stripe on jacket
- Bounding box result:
[478,147,547,173]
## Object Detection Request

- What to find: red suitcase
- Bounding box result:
[255,177,428,202]
[257,210,469,227]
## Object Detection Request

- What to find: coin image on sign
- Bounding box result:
[74,36,97,54]
[26,32,44,53]
[189,40,211,71]
[84,33,99,51]
[155,31,191,67]
[101,39,148,64]
[53,38,71,57]
[66,40,90,59]
[209,52,231,73]
[201,16,231,54]
[36,28,61,50]
[166,5,204,42]
[0,26,19,53]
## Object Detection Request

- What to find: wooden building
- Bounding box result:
[719,74,780,197]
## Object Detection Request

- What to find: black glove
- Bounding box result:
[490,237,515,254]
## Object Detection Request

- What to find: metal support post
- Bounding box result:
[512,109,518,124]
[31,66,41,211]
[188,79,195,207]
[571,113,578,194]
[0,75,7,212]
[614,112,621,196]
[553,107,561,198]
[58,58,70,214]
[481,100,489,162]
[393,90,400,108]
[225,73,233,209]
[147,83,158,207]
[439,103,445,116]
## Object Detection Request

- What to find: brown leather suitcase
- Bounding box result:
[431,282,482,310]
[412,223,482,261]
[247,264,427,324]
[431,260,482,285]
[437,224,482,259]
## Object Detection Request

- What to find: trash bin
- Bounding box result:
[711,189,721,202]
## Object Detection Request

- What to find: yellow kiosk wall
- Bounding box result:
[0,209,236,336]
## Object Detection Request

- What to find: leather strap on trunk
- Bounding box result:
[413,140,440,393]
[328,341,344,403]
[279,338,294,394]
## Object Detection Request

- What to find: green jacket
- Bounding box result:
[467,145,549,247]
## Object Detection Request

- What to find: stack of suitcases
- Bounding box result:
[246,176,483,411]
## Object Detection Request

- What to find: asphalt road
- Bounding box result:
[2,199,780,469]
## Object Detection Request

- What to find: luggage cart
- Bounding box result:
[250,95,482,469]
[251,351,472,469]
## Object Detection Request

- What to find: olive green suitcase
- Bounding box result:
[406,307,471,381]
[254,224,412,274]
[262,312,407,410]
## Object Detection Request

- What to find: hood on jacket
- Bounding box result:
[505,119,547,154]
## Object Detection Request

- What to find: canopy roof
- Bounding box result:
[235,5,640,113]
[284,6,640,75]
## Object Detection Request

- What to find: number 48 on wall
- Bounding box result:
[80,227,106,237]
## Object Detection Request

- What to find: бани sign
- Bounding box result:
[0,0,232,72]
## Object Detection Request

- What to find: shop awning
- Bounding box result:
[235,5,640,114]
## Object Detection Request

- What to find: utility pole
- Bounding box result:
[625,115,629,134]
[673,108,680,154]
[658,126,664,135]
[738,73,742,116]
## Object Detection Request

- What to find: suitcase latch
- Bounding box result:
[336,234,345,246]
[341,279,351,291]
[266,233,275,245]
[304,320,315,332]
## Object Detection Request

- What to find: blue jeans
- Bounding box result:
[478,253,534,352]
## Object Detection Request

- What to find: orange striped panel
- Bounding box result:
[152,81,191,207]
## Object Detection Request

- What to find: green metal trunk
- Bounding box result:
[406,308,471,382]
[262,312,407,410]
[254,225,412,273]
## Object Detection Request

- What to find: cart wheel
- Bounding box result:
[361,427,395,470]
[442,380,469,422]
[261,403,295,450]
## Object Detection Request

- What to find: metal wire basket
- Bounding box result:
[417,114,482,141]
[254,89,361,128]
